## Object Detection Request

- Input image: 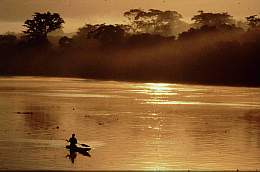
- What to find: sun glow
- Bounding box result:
[145,83,172,92]
[133,83,177,96]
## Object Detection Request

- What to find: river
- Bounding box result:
[0,76,260,170]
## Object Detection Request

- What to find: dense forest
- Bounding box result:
[0,9,260,86]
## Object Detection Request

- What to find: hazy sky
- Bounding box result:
[0,0,260,33]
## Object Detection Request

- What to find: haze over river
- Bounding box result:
[0,77,260,170]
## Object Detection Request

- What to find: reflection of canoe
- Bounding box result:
[66,145,91,153]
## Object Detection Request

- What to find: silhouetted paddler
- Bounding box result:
[67,133,77,148]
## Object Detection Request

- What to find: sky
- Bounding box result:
[0,0,260,33]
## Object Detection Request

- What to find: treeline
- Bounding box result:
[0,9,260,86]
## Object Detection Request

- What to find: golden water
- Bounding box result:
[0,77,260,170]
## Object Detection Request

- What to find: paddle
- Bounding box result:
[65,139,90,147]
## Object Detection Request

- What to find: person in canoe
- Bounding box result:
[67,133,78,148]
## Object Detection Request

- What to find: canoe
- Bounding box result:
[66,145,91,153]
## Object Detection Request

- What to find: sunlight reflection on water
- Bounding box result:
[132,83,177,96]
[134,83,260,109]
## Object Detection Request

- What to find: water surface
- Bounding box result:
[0,76,260,170]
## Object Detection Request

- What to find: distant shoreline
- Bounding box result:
[1,74,259,88]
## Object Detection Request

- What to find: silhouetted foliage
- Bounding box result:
[192,11,234,28]
[74,24,129,42]
[246,15,260,29]
[75,24,102,40]
[23,12,64,43]
[124,9,189,36]
[90,25,125,45]
[178,25,243,40]
[73,24,126,47]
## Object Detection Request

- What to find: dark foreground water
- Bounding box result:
[0,76,260,170]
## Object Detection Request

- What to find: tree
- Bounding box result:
[75,24,130,40]
[23,12,64,43]
[246,15,260,29]
[75,24,103,40]
[191,11,234,28]
[74,24,126,46]
[124,9,188,36]
[90,25,126,45]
